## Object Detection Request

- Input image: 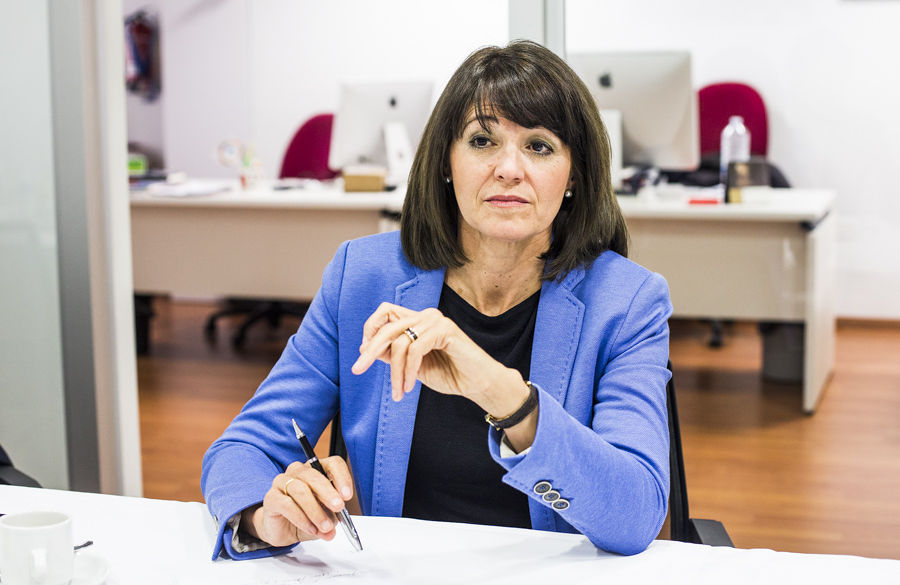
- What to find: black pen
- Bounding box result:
[291,418,363,551]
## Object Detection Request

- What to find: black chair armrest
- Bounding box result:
[690,518,734,547]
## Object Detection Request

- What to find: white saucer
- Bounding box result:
[71,553,109,585]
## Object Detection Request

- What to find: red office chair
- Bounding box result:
[279,113,340,180]
[205,114,337,350]
[698,82,769,162]
[697,81,790,187]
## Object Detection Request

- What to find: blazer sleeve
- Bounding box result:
[200,241,352,560]
[489,271,673,555]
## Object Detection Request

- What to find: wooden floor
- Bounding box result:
[137,297,900,560]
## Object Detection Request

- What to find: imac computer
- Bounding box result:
[328,81,433,188]
[567,51,699,185]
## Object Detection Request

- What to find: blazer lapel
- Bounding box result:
[370,266,446,517]
[530,267,585,406]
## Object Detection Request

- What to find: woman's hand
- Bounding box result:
[350,302,528,418]
[242,457,354,547]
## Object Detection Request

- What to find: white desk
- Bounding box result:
[130,180,404,300]
[130,184,835,411]
[619,188,836,412]
[3,485,898,584]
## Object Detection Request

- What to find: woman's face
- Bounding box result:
[448,111,572,253]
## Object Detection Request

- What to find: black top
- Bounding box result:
[402,284,539,529]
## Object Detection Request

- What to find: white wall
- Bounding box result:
[160,0,253,178]
[151,0,508,179]
[246,1,509,180]
[567,0,900,319]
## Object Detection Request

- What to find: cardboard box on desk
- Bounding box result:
[342,165,387,192]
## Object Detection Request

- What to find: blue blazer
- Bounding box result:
[202,231,672,559]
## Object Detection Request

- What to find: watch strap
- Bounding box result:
[485,381,539,431]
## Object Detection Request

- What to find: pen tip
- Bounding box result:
[291,418,304,439]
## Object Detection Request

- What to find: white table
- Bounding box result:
[2,485,898,585]
[619,187,836,412]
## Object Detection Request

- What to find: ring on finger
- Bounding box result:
[403,327,418,343]
[282,477,297,496]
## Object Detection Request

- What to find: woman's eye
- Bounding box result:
[530,141,554,155]
[469,135,492,148]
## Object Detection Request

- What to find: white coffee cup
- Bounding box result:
[0,511,74,585]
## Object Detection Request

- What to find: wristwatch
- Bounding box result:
[485,381,539,431]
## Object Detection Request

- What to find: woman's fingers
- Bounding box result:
[282,473,336,535]
[357,300,509,400]
[352,304,470,398]
[321,456,355,501]
[389,333,414,401]
[260,459,353,545]
[357,303,414,353]
[352,304,420,375]
[286,461,348,512]
[357,305,393,349]
[403,335,425,394]
[264,486,320,540]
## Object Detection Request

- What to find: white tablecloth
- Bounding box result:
[2,485,898,584]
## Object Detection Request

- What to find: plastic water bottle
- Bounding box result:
[719,115,751,185]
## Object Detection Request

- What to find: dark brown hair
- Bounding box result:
[400,40,627,280]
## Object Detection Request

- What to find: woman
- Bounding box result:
[201,40,672,560]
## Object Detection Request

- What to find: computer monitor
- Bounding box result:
[328,81,433,187]
[567,51,699,173]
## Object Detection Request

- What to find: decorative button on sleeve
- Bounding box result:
[541,490,560,503]
[532,481,570,511]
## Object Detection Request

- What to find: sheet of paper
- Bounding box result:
[167,516,609,585]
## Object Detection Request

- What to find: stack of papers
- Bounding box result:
[145,180,233,198]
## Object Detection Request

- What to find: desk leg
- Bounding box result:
[803,213,836,413]
[134,294,155,356]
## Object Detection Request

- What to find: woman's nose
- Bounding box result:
[493,145,524,184]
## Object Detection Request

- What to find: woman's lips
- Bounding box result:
[485,195,527,207]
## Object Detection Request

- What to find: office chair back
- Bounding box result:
[0,443,42,488]
[666,362,694,542]
[698,82,769,160]
[665,362,734,546]
[279,113,340,181]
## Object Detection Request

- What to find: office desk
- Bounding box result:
[3,485,898,584]
[130,181,403,300]
[619,188,836,412]
[130,184,834,411]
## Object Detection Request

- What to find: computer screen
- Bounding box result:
[328,81,433,186]
[567,51,698,172]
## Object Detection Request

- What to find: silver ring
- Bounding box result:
[403,327,418,343]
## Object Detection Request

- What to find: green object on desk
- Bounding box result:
[128,152,148,177]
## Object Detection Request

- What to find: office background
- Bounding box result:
[1,0,898,549]
[126,0,900,321]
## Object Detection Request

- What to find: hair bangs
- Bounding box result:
[460,64,568,143]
